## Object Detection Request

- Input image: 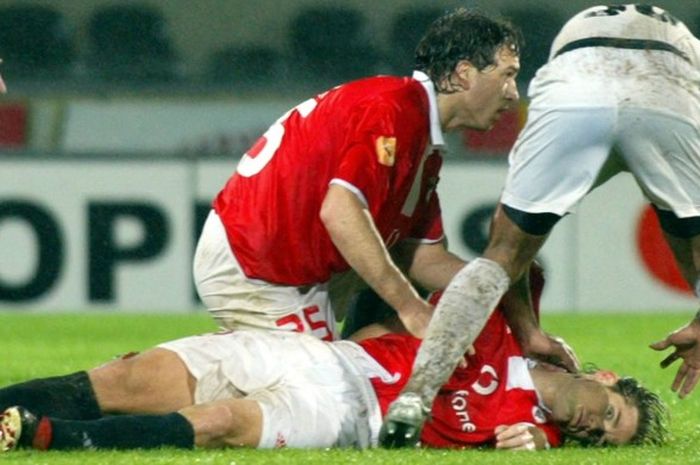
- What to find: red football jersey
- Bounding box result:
[213,74,445,285]
[358,309,562,448]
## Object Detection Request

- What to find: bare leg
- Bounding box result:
[11,397,264,450]
[483,205,549,281]
[89,348,195,414]
[2,352,261,451]
[180,398,263,448]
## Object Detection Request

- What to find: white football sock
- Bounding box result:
[404,258,510,407]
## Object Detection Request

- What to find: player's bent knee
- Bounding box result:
[90,348,192,413]
[92,350,159,392]
[88,357,133,405]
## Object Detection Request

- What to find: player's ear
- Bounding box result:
[450,60,476,91]
[589,370,620,386]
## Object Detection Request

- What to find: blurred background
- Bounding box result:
[0,0,698,314]
[0,0,698,155]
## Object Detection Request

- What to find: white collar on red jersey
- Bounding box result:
[525,358,553,414]
[412,70,446,148]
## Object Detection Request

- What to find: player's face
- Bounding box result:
[551,371,639,446]
[456,45,520,130]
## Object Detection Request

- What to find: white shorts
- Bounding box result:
[194,210,337,340]
[502,47,700,218]
[158,330,382,449]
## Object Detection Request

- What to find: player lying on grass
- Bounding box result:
[0,269,667,452]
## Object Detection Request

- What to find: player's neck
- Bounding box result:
[528,364,576,410]
[436,91,469,132]
[436,92,453,131]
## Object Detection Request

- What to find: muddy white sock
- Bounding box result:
[404,258,510,407]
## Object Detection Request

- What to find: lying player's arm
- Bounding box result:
[320,184,432,338]
[495,423,550,451]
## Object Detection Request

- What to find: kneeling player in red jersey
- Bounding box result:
[0,267,666,452]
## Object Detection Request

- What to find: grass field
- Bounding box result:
[1,311,700,465]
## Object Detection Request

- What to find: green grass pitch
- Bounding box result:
[0,311,699,465]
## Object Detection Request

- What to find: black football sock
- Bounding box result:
[0,371,101,420]
[39,412,195,450]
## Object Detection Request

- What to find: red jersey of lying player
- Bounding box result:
[358,266,563,448]
[213,72,445,285]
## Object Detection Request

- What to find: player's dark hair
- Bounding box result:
[415,8,522,93]
[614,376,669,446]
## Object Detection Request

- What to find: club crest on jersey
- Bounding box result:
[472,365,499,395]
[375,136,397,166]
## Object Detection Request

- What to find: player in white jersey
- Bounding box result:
[382,4,700,447]
[550,4,700,64]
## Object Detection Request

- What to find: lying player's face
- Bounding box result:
[551,371,639,446]
[457,45,520,130]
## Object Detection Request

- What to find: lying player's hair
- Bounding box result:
[614,376,669,446]
[414,7,522,93]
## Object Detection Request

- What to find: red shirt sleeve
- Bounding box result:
[333,100,399,215]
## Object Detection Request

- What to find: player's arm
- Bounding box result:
[320,183,432,338]
[494,423,550,451]
[499,268,539,345]
[393,240,466,292]
[500,265,580,372]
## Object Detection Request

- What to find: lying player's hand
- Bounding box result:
[494,423,546,451]
[650,315,700,398]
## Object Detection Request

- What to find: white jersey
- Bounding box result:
[527,4,700,113]
[550,4,700,67]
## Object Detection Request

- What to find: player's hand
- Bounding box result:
[495,423,546,451]
[523,330,580,373]
[650,316,700,398]
[397,299,433,339]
